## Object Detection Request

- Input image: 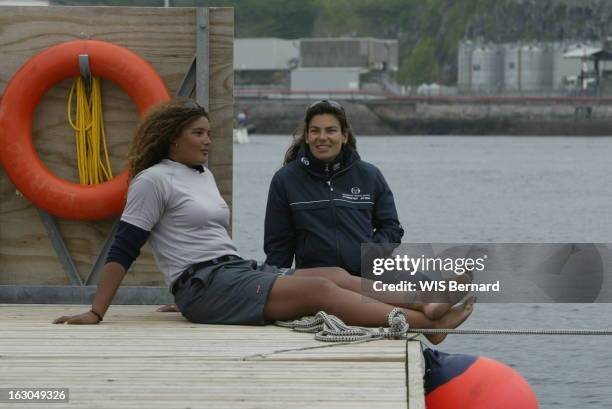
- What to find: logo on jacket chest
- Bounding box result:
[341,186,371,201]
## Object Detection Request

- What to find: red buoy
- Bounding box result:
[424,349,538,409]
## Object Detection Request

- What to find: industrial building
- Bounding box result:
[234,37,398,93]
[299,38,398,71]
[234,38,299,90]
[458,40,612,94]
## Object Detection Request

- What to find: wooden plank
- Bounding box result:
[0,305,408,409]
[406,340,426,409]
[0,7,232,286]
[0,305,405,362]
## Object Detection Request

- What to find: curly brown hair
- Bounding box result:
[284,100,357,165]
[127,98,208,179]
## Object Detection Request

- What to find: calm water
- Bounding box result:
[233,135,612,409]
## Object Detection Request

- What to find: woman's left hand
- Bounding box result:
[53,311,100,325]
[156,304,180,312]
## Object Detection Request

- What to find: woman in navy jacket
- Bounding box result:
[264,100,404,276]
[263,101,466,320]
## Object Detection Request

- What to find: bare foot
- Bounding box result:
[419,269,474,319]
[422,296,476,345]
[156,304,180,312]
[445,267,474,305]
[422,302,452,320]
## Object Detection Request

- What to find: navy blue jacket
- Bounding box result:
[264,144,404,275]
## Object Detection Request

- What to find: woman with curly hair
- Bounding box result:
[53,98,474,344]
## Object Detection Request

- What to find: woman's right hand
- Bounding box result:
[53,311,100,325]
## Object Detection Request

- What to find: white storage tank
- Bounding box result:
[504,44,521,91]
[471,45,503,91]
[457,41,475,89]
[520,45,549,91]
[503,43,553,92]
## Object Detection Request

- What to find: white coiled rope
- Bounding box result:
[276,308,409,342]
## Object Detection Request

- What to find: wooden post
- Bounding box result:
[207,7,234,207]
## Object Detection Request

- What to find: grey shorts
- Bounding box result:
[173,259,295,325]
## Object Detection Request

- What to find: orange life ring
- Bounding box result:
[0,40,170,220]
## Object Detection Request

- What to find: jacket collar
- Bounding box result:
[297,143,359,178]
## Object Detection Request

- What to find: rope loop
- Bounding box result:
[276,309,410,343]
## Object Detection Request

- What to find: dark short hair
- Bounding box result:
[284,100,357,164]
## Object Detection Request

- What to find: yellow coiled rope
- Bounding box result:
[67,76,113,185]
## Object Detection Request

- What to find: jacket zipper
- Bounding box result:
[324,163,341,265]
[302,158,358,268]
[327,162,357,267]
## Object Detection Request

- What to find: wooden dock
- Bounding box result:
[0,305,426,409]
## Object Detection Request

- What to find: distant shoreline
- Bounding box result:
[236,97,612,136]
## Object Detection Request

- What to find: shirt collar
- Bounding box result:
[161,159,206,173]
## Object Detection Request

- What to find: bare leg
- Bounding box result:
[160,267,472,318]
[293,267,455,320]
[264,275,474,344]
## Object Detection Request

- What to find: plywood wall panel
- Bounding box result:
[0,6,234,287]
